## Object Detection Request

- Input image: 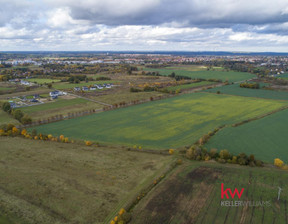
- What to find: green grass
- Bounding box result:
[166,81,215,91]
[0,137,173,224]
[53,81,116,90]
[20,98,89,113]
[143,68,255,82]
[20,98,102,120]
[205,108,288,163]
[131,161,288,224]
[0,87,14,91]
[28,78,61,84]
[30,92,287,149]
[204,83,288,101]
[0,110,20,126]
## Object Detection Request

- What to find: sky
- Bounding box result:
[1,0,288,52]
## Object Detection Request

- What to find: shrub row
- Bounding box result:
[186,146,263,167]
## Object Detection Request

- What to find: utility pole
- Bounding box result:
[278,187,282,201]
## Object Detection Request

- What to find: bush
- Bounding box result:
[130,87,141,92]
[2,102,11,113]
[85,141,92,146]
[274,158,284,168]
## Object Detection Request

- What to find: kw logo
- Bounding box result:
[221,183,244,199]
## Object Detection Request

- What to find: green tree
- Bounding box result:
[2,102,11,113]
[12,109,24,121]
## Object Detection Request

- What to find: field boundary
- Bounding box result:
[232,105,288,127]
[103,160,179,223]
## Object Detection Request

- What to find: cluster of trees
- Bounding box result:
[2,102,32,124]
[95,76,111,81]
[67,75,88,83]
[186,146,263,167]
[240,82,260,89]
[168,72,192,81]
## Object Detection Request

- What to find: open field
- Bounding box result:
[52,80,117,90]
[164,65,208,71]
[143,68,255,82]
[0,137,173,224]
[28,78,61,84]
[0,88,51,100]
[204,83,288,101]
[30,92,287,149]
[0,109,20,126]
[20,98,102,120]
[205,108,288,163]
[166,81,215,92]
[278,73,288,80]
[131,161,288,224]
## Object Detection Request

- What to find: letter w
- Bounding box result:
[230,187,244,199]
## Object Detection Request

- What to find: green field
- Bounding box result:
[166,81,215,92]
[0,87,15,91]
[30,92,287,149]
[131,162,288,224]
[204,83,288,101]
[0,109,20,126]
[0,137,172,224]
[28,78,61,84]
[53,81,116,90]
[143,68,255,82]
[20,98,102,120]
[278,73,288,80]
[205,108,288,163]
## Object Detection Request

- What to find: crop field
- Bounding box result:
[28,78,61,84]
[131,162,288,224]
[30,92,287,149]
[166,81,215,92]
[20,98,102,120]
[0,137,173,224]
[205,108,288,163]
[143,67,255,82]
[204,83,288,101]
[52,80,117,90]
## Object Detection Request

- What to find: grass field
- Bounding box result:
[204,83,288,101]
[28,78,61,84]
[143,68,255,82]
[166,81,215,92]
[53,81,117,90]
[0,137,173,224]
[30,92,287,149]
[0,109,20,126]
[205,108,288,163]
[20,98,102,120]
[131,161,288,224]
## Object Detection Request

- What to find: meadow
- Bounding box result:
[166,81,215,92]
[131,162,288,224]
[30,92,287,149]
[205,108,288,163]
[204,83,288,101]
[0,137,173,224]
[52,80,116,90]
[0,109,20,125]
[20,98,102,120]
[28,78,61,84]
[143,67,255,82]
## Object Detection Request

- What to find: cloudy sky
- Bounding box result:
[1,0,288,52]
